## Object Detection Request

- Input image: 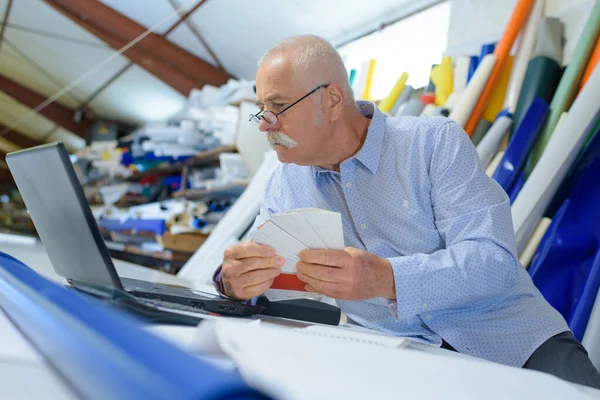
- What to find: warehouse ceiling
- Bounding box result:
[0,0,443,158]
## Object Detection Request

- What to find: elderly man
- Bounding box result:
[214,35,600,388]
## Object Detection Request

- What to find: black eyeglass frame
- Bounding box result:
[249,84,329,126]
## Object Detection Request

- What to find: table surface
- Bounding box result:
[2,238,600,399]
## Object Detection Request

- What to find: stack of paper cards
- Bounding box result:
[251,208,344,291]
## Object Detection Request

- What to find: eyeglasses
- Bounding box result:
[249,84,329,126]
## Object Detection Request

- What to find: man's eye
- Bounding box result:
[273,103,285,110]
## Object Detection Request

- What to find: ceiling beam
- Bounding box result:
[0,123,43,149]
[43,0,229,88]
[0,0,14,54]
[0,73,92,139]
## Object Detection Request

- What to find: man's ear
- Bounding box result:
[326,84,345,121]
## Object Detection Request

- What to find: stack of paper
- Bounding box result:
[251,208,344,291]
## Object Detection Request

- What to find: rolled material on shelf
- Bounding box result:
[400,98,426,117]
[504,0,545,114]
[354,60,370,100]
[526,1,600,174]
[432,107,450,117]
[348,69,357,88]
[449,54,497,128]
[483,56,514,122]
[471,119,493,146]
[426,64,437,93]
[443,91,460,110]
[486,150,505,176]
[421,104,437,116]
[508,171,526,203]
[579,37,600,92]
[532,17,563,63]
[362,59,377,101]
[512,56,561,136]
[431,56,453,106]
[378,72,409,113]
[392,85,414,116]
[453,55,470,93]
[467,55,479,83]
[420,93,435,105]
[480,43,496,60]
[492,97,549,192]
[477,115,513,168]
[464,0,536,136]
[519,217,552,268]
[512,65,600,254]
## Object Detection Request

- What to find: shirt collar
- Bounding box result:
[313,101,386,176]
[353,101,385,175]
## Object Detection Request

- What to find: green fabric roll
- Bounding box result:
[525,0,600,176]
[511,56,562,136]
[471,119,493,146]
[349,69,357,88]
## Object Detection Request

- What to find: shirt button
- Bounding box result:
[360,223,367,230]
[346,182,352,188]
[427,314,432,320]
[422,304,428,310]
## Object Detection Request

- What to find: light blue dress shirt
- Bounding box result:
[247,101,569,367]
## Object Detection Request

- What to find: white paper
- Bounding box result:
[251,221,308,273]
[191,319,594,400]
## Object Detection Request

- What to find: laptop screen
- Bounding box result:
[6,143,123,289]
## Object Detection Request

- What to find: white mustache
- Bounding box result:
[267,131,298,149]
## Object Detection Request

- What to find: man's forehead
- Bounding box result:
[256,55,296,100]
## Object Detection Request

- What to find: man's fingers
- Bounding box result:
[296,262,341,282]
[305,284,326,294]
[239,268,281,288]
[297,270,339,295]
[235,256,285,274]
[298,249,350,267]
[242,279,275,299]
[224,242,276,260]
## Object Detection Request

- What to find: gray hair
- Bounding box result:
[258,35,355,106]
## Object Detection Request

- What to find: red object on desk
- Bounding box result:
[271,273,307,291]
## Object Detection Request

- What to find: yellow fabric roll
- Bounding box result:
[483,56,514,122]
[362,59,377,101]
[378,72,409,113]
[431,56,454,106]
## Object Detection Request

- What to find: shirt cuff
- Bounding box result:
[212,265,239,300]
[387,255,425,319]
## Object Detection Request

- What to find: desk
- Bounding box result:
[2,238,600,399]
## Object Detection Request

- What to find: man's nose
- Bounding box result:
[258,118,278,132]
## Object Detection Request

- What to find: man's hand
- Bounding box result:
[296,247,396,300]
[221,243,284,300]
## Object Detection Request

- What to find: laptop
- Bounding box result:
[6,142,264,325]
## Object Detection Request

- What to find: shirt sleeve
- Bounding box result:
[388,120,520,319]
[212,167,282,297]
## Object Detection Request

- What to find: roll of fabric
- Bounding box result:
[431,56,454,106]
[392,85,414,116]
[512,65,600,254]
[464,0,537,136]
[471,119,493,146]
[492,97,550,192]
[476,115,513,168]
[362,59,377,101]
[526,1,600,174]
[532,17,563,63]
[400,98,425,117]
[378,72,409,113]
[453,55,471,93]
[579,37,600,92]
[467,55,479,83]
[504,0,546,114]
[483,56,514,122]
[348,69,357,88]
[421,104,437,116]
[486,150,505,176]
[511,56,562,137]
[354,60,370,100]
[432,107,450,117]
[519,217,552,268]
[449,54,497,127]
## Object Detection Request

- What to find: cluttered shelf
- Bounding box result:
[47,79,270,274]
